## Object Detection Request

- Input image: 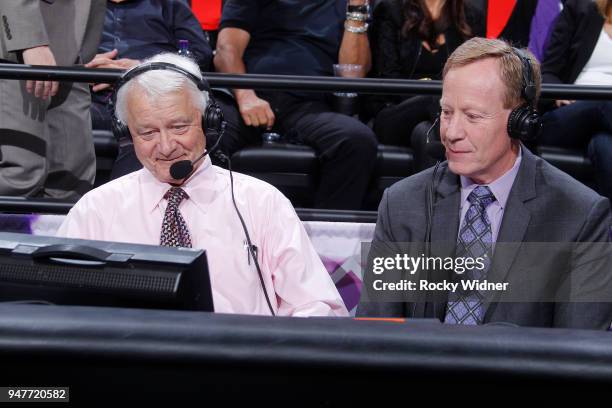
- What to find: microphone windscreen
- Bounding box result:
[170,160,193,180]
[426,141,446,161]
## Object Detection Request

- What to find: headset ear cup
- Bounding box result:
[507,107,521,140]
[507,109,518,139]
[203,100,224,134]
[109,98,131,141]
[111,114,131,141]
[507,105,541,141]
[523,109,542,141]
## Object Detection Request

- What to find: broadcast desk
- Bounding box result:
[1,304,611,402]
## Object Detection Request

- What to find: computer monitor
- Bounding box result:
[0,232,214,311]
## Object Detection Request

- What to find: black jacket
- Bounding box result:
[541,0,605,84]
[365,0,485,118]
[370,0,485,79]
[497,0,538,48]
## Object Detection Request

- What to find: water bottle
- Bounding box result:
[177,39,193,59]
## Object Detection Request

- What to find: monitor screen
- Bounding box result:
[0,232,214,312]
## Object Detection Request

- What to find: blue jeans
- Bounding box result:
[540,101,612,199]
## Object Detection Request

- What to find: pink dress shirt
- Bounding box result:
[56,157,348,317]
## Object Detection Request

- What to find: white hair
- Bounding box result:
[115,53,209,124]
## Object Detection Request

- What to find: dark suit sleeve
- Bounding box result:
[575,197,612,243]
[553,197,612,330]
[541,0,578,84]
[0,0,48,55]
[170,0,213,71]
[356,188,406,318]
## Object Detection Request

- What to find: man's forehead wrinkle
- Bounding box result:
[128,93,197,129]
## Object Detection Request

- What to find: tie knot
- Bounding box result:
[165,187,189,207]
[468,186,496,207]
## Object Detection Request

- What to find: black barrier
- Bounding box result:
[0,304,611,403]
[1,63,612,99]
[294,208,377,223]
[0,195,378,223]
[0,197,74,215]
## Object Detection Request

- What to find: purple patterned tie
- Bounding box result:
[444,186,496,325]
[160,187,192,248]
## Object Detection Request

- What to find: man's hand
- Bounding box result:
[555,99,576,108]
[22,45,59,99]
[235,90,275,129]
[214,27,275,128]
[85,49,140,92]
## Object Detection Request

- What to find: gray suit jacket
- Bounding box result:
[357,147,612,329]
[0,0,105,65]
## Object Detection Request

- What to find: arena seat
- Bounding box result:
[91,129,415,208]
[92,128,596,206]
[231,143,319,207]
[232,143,416,209]
[93,129,118,188]
[374,144,414,190]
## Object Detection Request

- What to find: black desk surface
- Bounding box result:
[0,304,611,402]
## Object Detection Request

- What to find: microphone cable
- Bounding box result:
[215,150,276,316]
[413,160,442,318]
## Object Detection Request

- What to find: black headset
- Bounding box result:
[110,61,225,141]
[506,48,541,141]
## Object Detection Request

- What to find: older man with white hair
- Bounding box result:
[57,53,348,317]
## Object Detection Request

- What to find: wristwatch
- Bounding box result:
[347,4,370,16]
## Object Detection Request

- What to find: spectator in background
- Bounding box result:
[539,0,612,200]
[486,0,538,48]
[190,0,223,48]
[213,0,378,210]
[0,0,105,200]
[86,0,212,179]
[367,0,484,147]
[527,0,563,62]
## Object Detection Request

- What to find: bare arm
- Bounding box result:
[338,0,372,76]
[214,27,275,129]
